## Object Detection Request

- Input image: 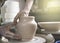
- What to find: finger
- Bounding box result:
[13,18,18,25]
[13,13,20,25]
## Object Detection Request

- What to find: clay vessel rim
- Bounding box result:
[22,16,35,19]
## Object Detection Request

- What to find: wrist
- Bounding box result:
[19,11,29,16]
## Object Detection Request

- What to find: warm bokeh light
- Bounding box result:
[30,0,60,22]
[47,0,60,8]
[44,0,60,13]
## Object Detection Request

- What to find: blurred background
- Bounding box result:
[30,0,60,22]
[0,0,6,25]
[0,0,60,22]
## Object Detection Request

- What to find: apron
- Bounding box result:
[1,0,25,23]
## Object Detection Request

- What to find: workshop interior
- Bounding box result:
[0,0,60,43]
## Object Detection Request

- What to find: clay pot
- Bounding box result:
[16,16,37,41]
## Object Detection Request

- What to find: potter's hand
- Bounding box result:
[4,31,22,40]
[13,11,28,25]
[13,12,20,25]
[13,0,34,25]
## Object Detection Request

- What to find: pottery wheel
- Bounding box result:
[8,36,46,43]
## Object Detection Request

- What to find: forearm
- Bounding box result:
[22,0,34,14]
[14,0,34,24]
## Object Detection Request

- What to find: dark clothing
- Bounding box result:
[0,26,6,36]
